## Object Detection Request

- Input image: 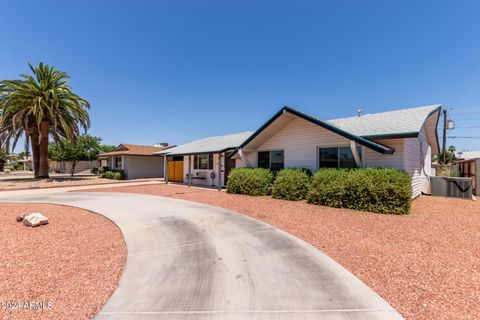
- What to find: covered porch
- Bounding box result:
[156,131,253,191]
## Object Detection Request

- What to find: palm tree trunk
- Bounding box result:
[30,132,40,179]
[38,120,50,179]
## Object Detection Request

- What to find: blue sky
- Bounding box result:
[1,0,480,152]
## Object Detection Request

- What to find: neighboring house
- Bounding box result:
[456,151,480,160]
[49,160,97,174]
[98,144,172,179]
[156,132,253,189]
[160,104,441,197]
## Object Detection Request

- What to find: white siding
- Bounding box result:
[123,156,164,179]
[239,117,352,171]
[364,139,404,170]
[403,128,431,198]
[237,117,402,172]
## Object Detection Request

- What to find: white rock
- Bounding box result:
[23,213,49,227]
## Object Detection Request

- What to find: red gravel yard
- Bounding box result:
[83,184,480,320]
[0,203,126,320]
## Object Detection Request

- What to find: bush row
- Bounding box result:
[226,167,412,214]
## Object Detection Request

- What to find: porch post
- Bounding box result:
[164,156,169,184]
[350,141,363,168]
[188,155,192,187]
[217,152,222,191]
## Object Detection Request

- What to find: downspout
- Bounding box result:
[350,141,363,168]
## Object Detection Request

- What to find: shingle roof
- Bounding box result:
[326,104,441,138]
[156,131,254,156]
[98,144,172,157]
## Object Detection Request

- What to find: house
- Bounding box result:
[159,104,442,198]
[457,151,480,160]
[98,143,172,179]
[156,132,253,189]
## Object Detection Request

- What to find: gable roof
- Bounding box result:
[156,131,254,156]
[327,104,442,139]
[230,104,442,157]
[98,144,172,157]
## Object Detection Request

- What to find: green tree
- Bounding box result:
[0,63,90,178]
[0,148,6,172]
[99,144,117,153]
[48,135,101,176]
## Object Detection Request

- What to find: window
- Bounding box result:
[258,150,284,171]
[114,156,122,169]
[194,154,213,170]
[319,146,362,169]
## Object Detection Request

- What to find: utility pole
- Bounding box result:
[442,109,447,164]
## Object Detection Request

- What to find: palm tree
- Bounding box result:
[0,63,90,178]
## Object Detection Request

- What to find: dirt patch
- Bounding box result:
[0,203,126,320]
[82,184,480,320]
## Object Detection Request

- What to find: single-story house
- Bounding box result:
[98,143,172,179]
[159,104,442,198]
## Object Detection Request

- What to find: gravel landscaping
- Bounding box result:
[0,203,126,320]
[83,183,480,320]
[0,174,162,191]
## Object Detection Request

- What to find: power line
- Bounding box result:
[447,136,480,139]
[454,125,480,128]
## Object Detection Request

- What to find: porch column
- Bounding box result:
[350,141,363,168]
[217,152,222,191]
[164,156,169,184]
[188,155,192,187]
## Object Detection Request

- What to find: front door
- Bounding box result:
[168,156,184,182]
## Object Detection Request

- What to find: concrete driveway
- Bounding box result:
[0,189,403,320]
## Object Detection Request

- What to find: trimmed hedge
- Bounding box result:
[307,168,412,214]
[272,168,311,200]
[227,168,274,196]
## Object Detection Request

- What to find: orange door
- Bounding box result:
[168,160,184,182]
[174,160,184,182]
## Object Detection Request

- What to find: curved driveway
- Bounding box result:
[0,189,403,320]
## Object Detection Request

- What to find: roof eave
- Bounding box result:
[159,147,237,157]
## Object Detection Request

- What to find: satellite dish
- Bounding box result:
[447,119,455,130]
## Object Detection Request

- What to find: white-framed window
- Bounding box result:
[319,146,362,169]
[194,154,214,170]
[115,156,122,169]
[258,150,284,172]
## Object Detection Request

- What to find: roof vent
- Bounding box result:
[155,142,169,147]
[357,109,363,117]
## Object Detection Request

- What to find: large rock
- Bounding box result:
[23,213,49,227]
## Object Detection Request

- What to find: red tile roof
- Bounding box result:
[98,144,172,157]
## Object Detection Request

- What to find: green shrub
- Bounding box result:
[272,168,311,200]
[307,168,412,214]
[113,171,125,180]
[103,171,115,179]
[227,168,274,196]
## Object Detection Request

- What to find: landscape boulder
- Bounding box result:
[23,213,49,227]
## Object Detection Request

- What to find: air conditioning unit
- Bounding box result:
[430,176,473,199]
